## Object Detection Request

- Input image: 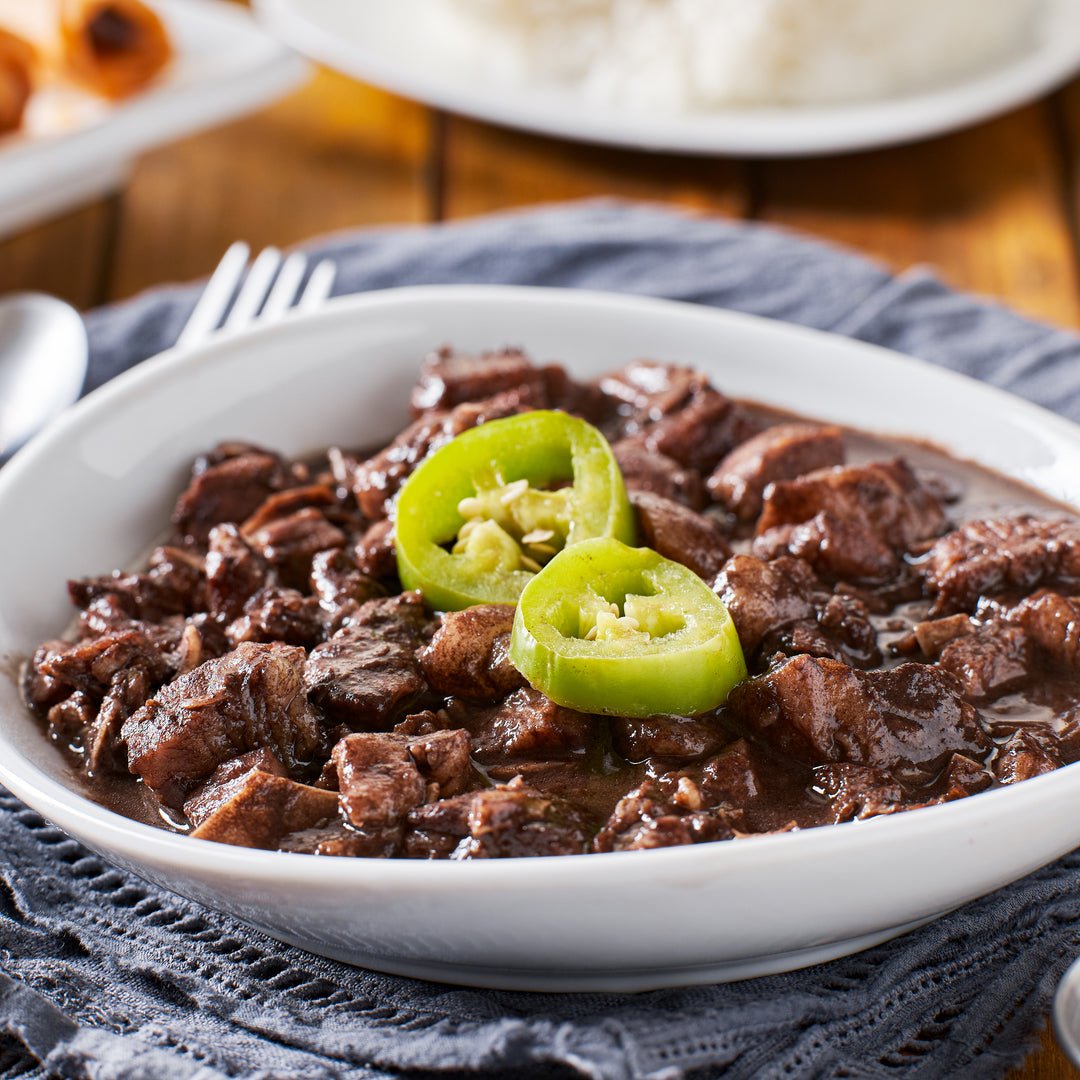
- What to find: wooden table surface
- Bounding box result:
[1,59,1078,1080]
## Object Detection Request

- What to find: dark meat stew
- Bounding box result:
[22,348,1080,858]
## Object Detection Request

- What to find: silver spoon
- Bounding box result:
[0,292,88,466]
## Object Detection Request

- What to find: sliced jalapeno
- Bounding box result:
[395,411,635,611]
[509,537,746,718]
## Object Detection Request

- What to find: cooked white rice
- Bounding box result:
[431,0,1041,109]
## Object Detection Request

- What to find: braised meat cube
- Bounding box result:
[329,729,473,837]
[595,361,756,472]
[409,346,565,415]
[183,748,287,827]
[239,484,336,536]
[714,555,880,668]
[596,361,709,426]
[304,593,427,728]
[757,459,946,554]
[354,521,397,583]
[729,655,990,784]
[643,391,758,474]
[611,714,727,763]
[310,548,385,632]
[920,516,1080,614]
[753,511,900,585]
[69,545,205,622]
[172,448,286,544]
[23,641,76,713]
[1005,590,1080,670]
[593,777,744,853]
[419,605,523,702]
[226,587,324,650]
[349,390,529,520]
[694,739,764,808]
[936,623,1032,700]
[631,491,732,580]
[451,778,589,859]
[42,628,169,696]
[812,763,904,823]
[612,439,705,509]
[122,642,320,808]
[190,771,340,850]
[446,687,592,764]
[204,524,268,621]
[243,507,345,589]
[46,691,97,744]
[912,614,974,658]
[994,730,1062,785]
[709,424,844,522]
[86,666,154,774]
[936,753,993,800]
[715,555,814,655]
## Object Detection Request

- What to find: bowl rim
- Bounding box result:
[2,281,1079,886]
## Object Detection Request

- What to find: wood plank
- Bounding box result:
[440,115,749,220]
[105,71,432,300]
[1007,1025,1074,1079]
[753,104,1080,330]
[1052,73,1080,297]
[0,198,117,309]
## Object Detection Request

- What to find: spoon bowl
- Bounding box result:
[0,293,88,464]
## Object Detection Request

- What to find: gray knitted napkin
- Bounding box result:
[3,201,1079,1080]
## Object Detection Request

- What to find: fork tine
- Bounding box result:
[176,241,250,349]
[223,246,282,331]
[298,259,337,311]
[259,251,308,323]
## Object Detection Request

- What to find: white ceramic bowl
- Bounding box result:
[1,286,1079,993]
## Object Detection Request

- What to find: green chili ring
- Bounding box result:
[510,537,747,718]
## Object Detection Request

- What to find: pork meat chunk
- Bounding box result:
[1005,590,1080,669]
[419,605,523,702]
[122,641,320,808]
[593,776,744,853]
[595,362,757,472]
[190,770,340,850]
[812,763,904,823]
[329,729,473,837]
[708,423,844,522]
[409,346,566,416]
[348,390,530,520]
[226,587,324,650]
[204,524,268,621]
[920,516,1080,614]
[446,687,592,764]
[631,491,732,580]
[451,778,589,859]
[310,548,385,632]
[612,439,705,509]
[753,511,900,585]
[936,622,1033,701]
[729,654,990,784]
[756,459,946,553]
[304,593,427,728]
[610,714,728,763]
[172,448,286,544]
[714,555,880,668]
[994,730,1062,785]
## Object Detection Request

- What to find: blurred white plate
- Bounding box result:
[0,0,308,240]
[254,0,1080,157]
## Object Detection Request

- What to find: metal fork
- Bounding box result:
[176,242,337,350]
